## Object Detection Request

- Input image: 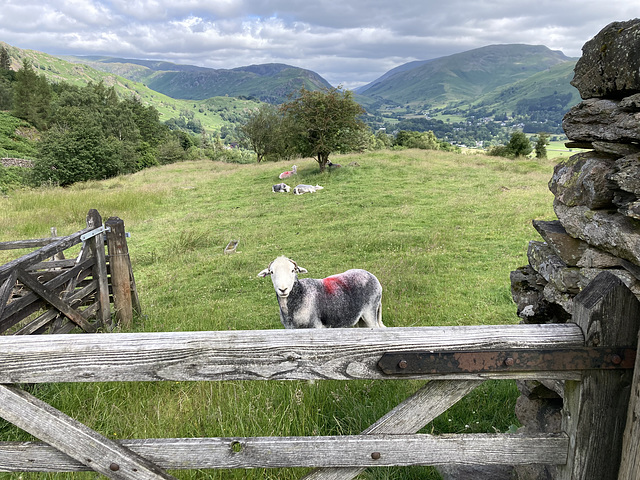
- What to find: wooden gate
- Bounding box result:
[0,273,638,479]
[0,209,140,335]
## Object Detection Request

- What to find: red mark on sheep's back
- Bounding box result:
[322,275,349,295]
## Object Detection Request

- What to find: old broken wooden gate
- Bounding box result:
[0,209,140,335]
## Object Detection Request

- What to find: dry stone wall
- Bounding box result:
[510,18,640,480]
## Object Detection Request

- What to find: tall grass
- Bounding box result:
[0,150,557,479]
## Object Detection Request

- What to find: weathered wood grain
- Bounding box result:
[15,268,96,333]
[558,272,640,480]
[303,380,484,480]
[0,324,585,383]
[0,226,92,282]
[105,217,133,328]
[0,237,65,251]
[87,209,112,328]
[1,257,95,323]
[0,384,176,479]
[0,433,569,472]
[618,328,640,480]
[0,270,17,321]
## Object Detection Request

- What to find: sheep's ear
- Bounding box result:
[257,268,271,277]
[296,266,308,274]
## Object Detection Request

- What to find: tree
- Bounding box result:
[280,86,367,171]
[506,130,532,157]
[240,104,292,162]
[12,60,51,129]
[534,132,550,159]
[488,130,533,159]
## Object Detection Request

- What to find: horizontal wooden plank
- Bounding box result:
[0,433,569,472]
[0,324,585,383]
[0,226,93,282]
[0,237,65,250]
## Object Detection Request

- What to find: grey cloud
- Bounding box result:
[0,0,636,87]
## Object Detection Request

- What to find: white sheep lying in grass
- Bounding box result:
[272,183,291,193]
[258,256,385,329]
[293,184,324,195]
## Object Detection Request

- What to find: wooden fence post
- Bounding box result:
[105,217,133,329]
[618,328,640,479]
[557,272,640,480]
[86,210,112,330]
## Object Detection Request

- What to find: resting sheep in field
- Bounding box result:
[279,165,297,179]
[293,184,324,195]
[258,256,385,329]
[272,183,291,193]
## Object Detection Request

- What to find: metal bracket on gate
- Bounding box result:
[80,225,111,242]
[80,226,130,243]
[378,347,637,375]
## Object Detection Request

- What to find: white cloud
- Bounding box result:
[0,0,637,87]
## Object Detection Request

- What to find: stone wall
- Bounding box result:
[510,18,640,480]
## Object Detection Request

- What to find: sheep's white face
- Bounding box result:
[258,256,308,298]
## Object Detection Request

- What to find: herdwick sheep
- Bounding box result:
[258,256,385,329]
[272,183,291,193]
[293,184,324,195]
[279,165,297,179]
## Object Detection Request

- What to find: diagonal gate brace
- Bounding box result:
[378,347,637,375]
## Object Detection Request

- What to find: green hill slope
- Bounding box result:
[466,61,580,119]
[358,44,576,108]
[63,56,332,103]
[0,42,262,135]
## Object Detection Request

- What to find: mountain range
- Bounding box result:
[3,41,581,137]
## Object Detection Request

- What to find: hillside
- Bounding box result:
[357,44,576,108]
[468,61,581,116]
[62,56,332,103]
[0,42,263,135]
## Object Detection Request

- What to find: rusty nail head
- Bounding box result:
[612,354,622,365]
[504,357,515,367]
[398,360,408,369]
[109,463,120,472]
[371,452,381,460]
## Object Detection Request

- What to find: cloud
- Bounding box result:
[0,0,637,88]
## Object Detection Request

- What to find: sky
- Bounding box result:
[1,0,638,89]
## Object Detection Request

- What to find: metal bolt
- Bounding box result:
[504,357,515,367]
[371,452,381,460]
[612,354,622,365]
[109,463,120,472]
[398,360,408,369]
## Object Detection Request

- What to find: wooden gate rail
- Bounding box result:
[0,324,586,383]
[0,272,637,479]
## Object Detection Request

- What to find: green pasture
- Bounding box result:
[0,149,557,479]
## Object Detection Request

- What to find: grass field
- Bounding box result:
[0,149,558,479]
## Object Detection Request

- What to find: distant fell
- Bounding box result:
[357,44,576,107]
[64,56,332,103]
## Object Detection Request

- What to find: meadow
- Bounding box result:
[0,149,557,479]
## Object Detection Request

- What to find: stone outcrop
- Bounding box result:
[510,18,640,480]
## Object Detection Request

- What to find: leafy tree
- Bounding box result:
[488,130,533,158]
[534,132,550,159]
[33,109,122,186]
[280,86,367,171]
[507,130,533,157]
[240,104,293,162]
[12,60,51,129]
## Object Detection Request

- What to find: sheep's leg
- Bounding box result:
[376,302,386,328]
[359,307,383,328]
